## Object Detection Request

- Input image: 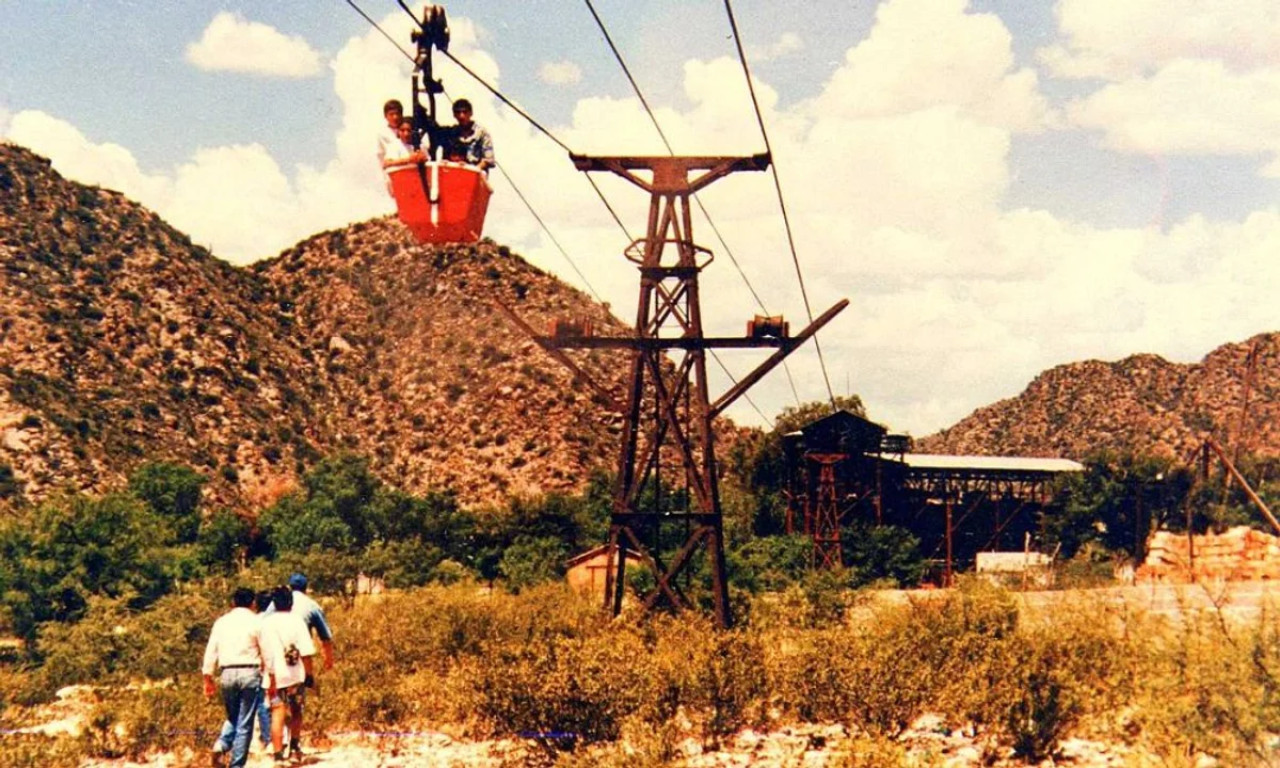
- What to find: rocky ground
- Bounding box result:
[63,723,1163,768]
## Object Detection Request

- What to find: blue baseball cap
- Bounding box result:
[288,573,308,591]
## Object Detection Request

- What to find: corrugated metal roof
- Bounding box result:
[900,453,1084,473]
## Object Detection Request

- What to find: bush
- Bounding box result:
[1132,604,1280,764]
[78,680,209,761]
[35,590,219,691]
[462,628,653,745]
[498,535,568,593]
[0,734,82,768]
[647,616,768,743]
[0,493,174,643]
[196,510,250,573]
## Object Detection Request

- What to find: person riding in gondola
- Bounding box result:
[439,98,494,174]
[377,99,425,183]
[397,118,415,151]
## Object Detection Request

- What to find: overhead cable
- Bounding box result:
[350,0,777,426]
[581,0,794,422]
[493,165,606,304]
[722,0,838,411]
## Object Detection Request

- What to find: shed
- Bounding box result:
[565,544,637,599]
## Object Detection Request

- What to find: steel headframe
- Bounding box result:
[547,153,848,628]
[806,452,847,569]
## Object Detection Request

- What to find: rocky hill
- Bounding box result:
[252,219,628,504]
[918,334,1280,460]
[0,142,628,510]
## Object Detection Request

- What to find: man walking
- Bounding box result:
[287,573,335,672]
[202,587,264,768]
[262,585,316,762]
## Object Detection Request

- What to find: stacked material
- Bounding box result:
[1138,526,1280,582]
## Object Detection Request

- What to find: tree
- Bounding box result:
[772,395,867,436]
[127,462,206,543]
[744,396,870,535]
[498,535,568,592]
[842,521,926,587]
[0,493,173,643]
[196,510,251,572]
[1042,452,1190,560]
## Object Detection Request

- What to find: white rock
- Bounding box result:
[2,428,28,452]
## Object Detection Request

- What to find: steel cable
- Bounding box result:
[580,0,791,423]
[351,0,782,426]
[722,0,838,411]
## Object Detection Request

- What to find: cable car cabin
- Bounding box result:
[389,161,492,244]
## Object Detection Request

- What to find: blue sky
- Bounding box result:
[3,0,1279,440]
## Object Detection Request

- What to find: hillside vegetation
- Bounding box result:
[0,142,628,511]
[920,338,1280,460]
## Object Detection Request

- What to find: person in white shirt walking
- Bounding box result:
[261,585,316,762]
[202,587,264,768]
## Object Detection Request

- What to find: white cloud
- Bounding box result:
[7,0,1280,439]
[186,12,323,78]
[5,111,172,208]
[1041,0,1280,80]
[813,0,1051,133]
[538,61,582,86]
[749,32,803,63]
[1066,59,1280,174]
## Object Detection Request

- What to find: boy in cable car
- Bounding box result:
[377,99,425,183]
[440,98,495,173]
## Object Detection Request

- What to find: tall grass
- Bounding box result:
[3,579,1280,765]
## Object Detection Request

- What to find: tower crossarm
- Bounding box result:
[570,153,770,195]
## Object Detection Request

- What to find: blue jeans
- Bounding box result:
[212,668,261,768]
[217,686,270,751]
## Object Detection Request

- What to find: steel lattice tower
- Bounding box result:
[808,453,846,569]
[505,153,847,628]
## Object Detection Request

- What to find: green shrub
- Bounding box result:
[78,680,209,761]
[0,493,175,643]
[127,458,204,542]
[1132,605,1280,764]
[0,733,82,768]
[462,627,653,746]
[196,510,250,572]
[35,590,218,691]
[648,616,767,742]
[498,535,568,593]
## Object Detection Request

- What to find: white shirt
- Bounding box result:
[377,124,410,170]
[261,611,316,690]
[201,607,264,675]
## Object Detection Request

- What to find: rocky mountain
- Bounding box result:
[252,219,629,504]
[918,334,1280,461]
[0,142,629,510]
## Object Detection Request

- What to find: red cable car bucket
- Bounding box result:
[389,161,492,244]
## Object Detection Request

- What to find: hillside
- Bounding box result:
[918,334,1280,460]
[253,219,628,504]
[0,142,628,510]
[0,144,320,507]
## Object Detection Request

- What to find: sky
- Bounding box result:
[2,0,1279,440]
